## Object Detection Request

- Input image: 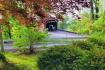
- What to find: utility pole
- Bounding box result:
[0,13,4,52]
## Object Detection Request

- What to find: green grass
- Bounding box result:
[5,53,39,70]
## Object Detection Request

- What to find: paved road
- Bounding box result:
[48,31,87,39]
[4,31,88,51]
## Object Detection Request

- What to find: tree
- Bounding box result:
[90,0,95,20]
[49,0,91,18]
[13,27,47,53]
[94,0,100,18]
[0,18,4,52]
[90,0,100,20]
[0,0,91,27]
[10,17,47,53]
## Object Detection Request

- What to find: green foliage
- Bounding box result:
[9,16,47,49]
[2,25,10,39]
[9,16,20,27]
[58,21,66,29]
[2,16,19,40]
[71,40,93,50]
[3,46,105,70]
[0,53,6,62]
[38,44,105,70]
[67,20,78,32]
[67,13,92,34]
[67,11,104,34]
[11,26,47,49]
[12,26,47,48]
[0,53,6,70]
[2,16,15,40]
[88,32,105,47]
[88,11,105,47]
[4,53,39,70]
[83,47,105,70]
[38,46,87,70]
[92,11,105,33]
[77,13,92,34]
[58,16,71,30]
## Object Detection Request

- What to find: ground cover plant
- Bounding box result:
[4,53,39,70]
[38,46,87,70]
[38,41,105,70]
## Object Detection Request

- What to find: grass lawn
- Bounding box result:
[4,52,39,70]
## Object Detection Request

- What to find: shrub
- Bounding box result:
[38,44,105,70]
[0,53,6,70]
[67,20,78,32]
[38,46,87,70]
[0,53,6,62]
[88,32,105,47]
[0,62,31,70]
[76,13,92,34]
[88,12,105,48]
[82,47,105,70]
[92,11,105,33]
[71,40,93,50]
[4,53,39,70]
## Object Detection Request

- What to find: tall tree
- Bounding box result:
[90,0,100,20]
[90,0,95,20]
[94,0,100,18]
[0,0,92,33]
[0,0,91,26]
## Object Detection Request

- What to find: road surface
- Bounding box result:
[48,30,87,39]
[4,31,88,51]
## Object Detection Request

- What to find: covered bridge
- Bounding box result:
[45,17,58,31]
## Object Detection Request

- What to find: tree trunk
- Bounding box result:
[29,45,34,54]
[0,24,4,52]
[8,28,11,39]
[95,6,99,18]
[95,0,99,19]
[90,0,95,20]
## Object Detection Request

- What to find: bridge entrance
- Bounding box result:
[46,18,58,31]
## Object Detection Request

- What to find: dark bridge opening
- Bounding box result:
[46,19,58,31]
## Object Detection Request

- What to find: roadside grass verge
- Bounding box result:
[5,52,39,70]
